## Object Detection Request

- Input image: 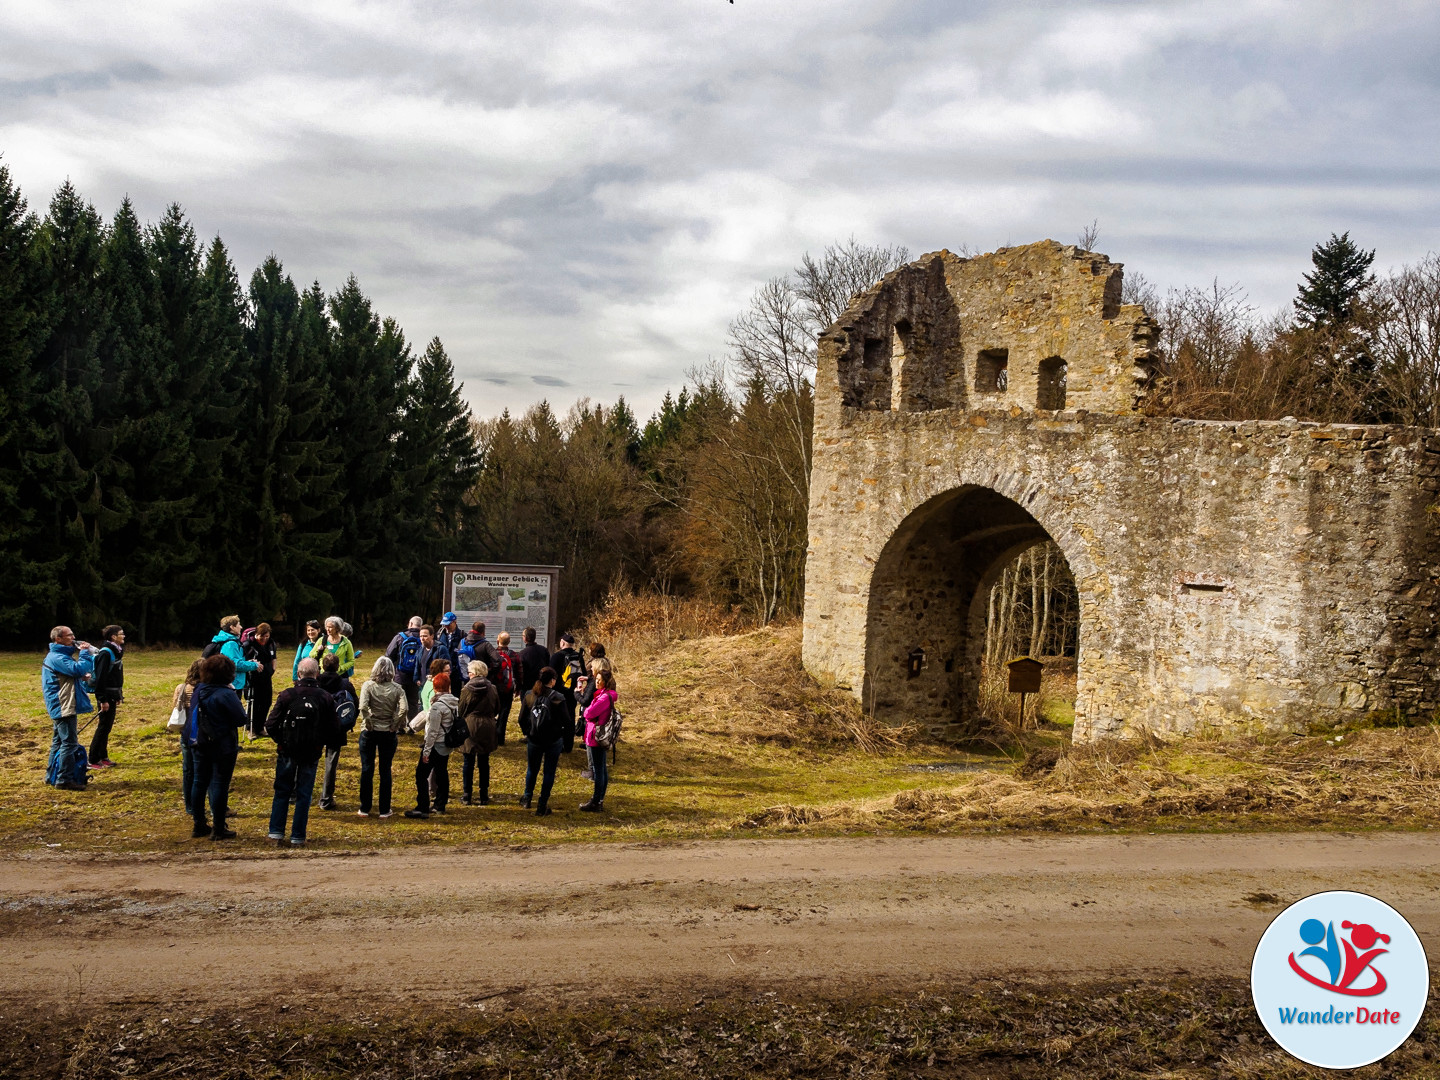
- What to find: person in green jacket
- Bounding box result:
[320,617,356,678]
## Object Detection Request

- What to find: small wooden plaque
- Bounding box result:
[1006,657,1043,694]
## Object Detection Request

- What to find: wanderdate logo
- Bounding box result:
[1252,891,1428,1069]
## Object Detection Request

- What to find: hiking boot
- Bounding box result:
[578,800,598,812]
[290,838,306,847]
[268,832,284,841]
[211,827,237,841]
[460,795,472,806]
[87,761,103,770]
[192,823,212,838]
[535,804,552,817]
[477,797,490,806]
[519,795,532,809]
[100,759,115,768]
[403,809,429,819]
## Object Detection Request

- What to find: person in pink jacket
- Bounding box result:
[578,668,617,812]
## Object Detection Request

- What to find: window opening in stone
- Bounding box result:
[975,348,1008,393]
[1181,582,1227,594]
[982,541,1077,730]
[1036,355,1067,410]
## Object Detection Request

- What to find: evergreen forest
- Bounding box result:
[3,162,1438,648]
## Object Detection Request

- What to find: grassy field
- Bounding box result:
[0,629,997,854]
[5,624,1440,854]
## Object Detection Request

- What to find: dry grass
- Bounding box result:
[16,974,1436,1079]
[615,623,922,755]
[742,723,1440,831]
[582,587,751,655]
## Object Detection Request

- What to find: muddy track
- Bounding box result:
[3,833,1438,1012]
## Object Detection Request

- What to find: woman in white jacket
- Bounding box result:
[405,672,459,819]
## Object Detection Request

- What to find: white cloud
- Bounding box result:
[1,0,1438,419]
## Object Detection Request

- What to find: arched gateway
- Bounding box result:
[802,241,1440,741]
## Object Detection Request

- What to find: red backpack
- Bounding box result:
[494,650,515,694]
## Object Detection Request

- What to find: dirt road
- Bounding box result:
[3,833,1437,1011]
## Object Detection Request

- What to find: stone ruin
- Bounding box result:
[801,241,1440,740]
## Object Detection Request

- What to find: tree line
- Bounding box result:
[6,158,1432,649]
[0,166,478,645]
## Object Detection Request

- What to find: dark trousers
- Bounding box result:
[414,749,450,813]
[462,750,490,801]
[524,738,563,807]
[401,678,421,719]
[191,741,238,829]
[249,681,272,738]
[181,741,195,813]
[588,744,610,805]
[269,753,319,840]
[318,745,341,807]
[89,702,116,762]
[496,692,513,745]
[358,731,397,814]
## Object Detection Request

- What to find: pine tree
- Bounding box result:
[28,182,108,630]
[0,164,45,631]
[95,198,163,635]
[324,277,412,626]
[240,261,343,630]
[395,337,481,613]
[1296,232,1376,327]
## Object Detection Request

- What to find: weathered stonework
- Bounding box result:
[802,241,1440,740]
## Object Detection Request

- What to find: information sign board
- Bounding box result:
[441,563,562,648]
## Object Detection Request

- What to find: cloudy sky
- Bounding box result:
[3,1,1438,419]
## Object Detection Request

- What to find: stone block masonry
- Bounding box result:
[802,241,1440,740]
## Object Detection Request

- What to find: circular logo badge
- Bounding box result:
[1252,891,1428,1069]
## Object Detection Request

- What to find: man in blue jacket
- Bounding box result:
[41,626,97,790]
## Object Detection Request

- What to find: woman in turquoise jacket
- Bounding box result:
[292,620,323,681]
[211,616,260,692]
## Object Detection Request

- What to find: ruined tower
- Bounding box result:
[802,241,1440,740]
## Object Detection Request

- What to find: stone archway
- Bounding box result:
[863,486,1081,736]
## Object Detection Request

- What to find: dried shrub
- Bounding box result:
[616,621,925,754]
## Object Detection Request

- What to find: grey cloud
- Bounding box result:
[1,2,1438,418]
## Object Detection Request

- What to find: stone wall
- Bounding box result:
[802,242,1440,739]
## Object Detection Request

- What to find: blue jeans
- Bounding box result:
[588,744,610,805]
[357,731,398,814]
[269,753,319,841]
[191,741,238,830]
[49,715,79,782]
[181,742,195,813]
[524,738,563,807]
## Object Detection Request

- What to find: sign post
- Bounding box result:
[1006,656,1044,728]
[441,563,563,648]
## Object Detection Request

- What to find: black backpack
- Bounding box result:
[441,703,468,750]
[275,689,323,756]
[527,693,552,742]
[201,641,223,660]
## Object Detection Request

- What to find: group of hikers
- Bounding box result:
[40,612,621,845]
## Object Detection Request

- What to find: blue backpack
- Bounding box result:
[397,635,422,677]
[45,743,89,788]
[333,686,358,733]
